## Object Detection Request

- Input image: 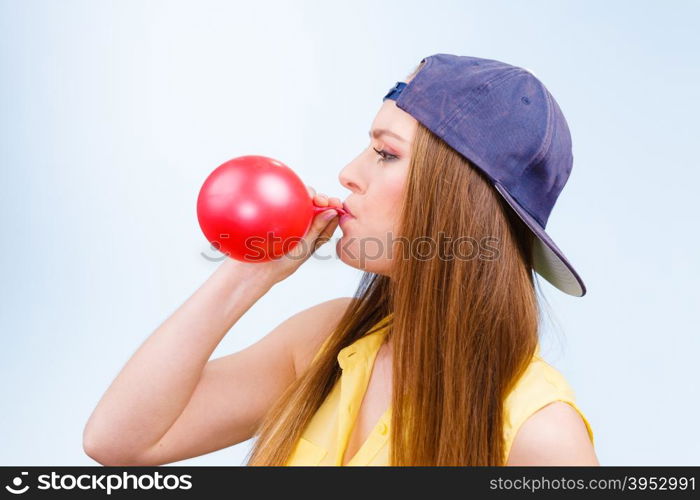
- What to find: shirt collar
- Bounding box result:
[337,316,392,371]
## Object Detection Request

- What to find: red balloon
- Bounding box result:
[196,155,345,262]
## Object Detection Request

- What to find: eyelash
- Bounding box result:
[372,147,398,163]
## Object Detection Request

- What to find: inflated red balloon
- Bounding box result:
[197,155,346,262]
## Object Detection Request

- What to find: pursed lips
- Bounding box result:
[342,201,356,218]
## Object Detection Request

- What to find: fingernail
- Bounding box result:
[322,210,336,219]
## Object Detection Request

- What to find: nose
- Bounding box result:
[338,162,362,194]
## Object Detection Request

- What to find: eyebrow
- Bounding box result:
[368,128,406,143]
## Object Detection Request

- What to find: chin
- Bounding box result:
[336,239,392,275]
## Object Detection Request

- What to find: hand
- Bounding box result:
[256,185,343,282]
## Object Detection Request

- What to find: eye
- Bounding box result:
[372,147,398,164]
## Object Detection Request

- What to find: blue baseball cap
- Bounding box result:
[383,53,586,297]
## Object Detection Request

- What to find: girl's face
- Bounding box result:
[336,93,418,276]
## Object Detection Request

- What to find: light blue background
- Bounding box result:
[1,0,698,466]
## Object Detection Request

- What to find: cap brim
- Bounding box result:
[493,182,586,297]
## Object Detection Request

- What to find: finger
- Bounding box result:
[285,210,331,261]
[297,209,335,256]
[314,214,339,251]
[314,193,329,207]
[328,196,342,209]
[307,185,316,198]
[319,213,339,239]
[306,209,336,241]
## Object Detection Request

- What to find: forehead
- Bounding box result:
[370,94,418,144]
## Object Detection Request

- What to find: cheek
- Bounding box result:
[379,171,406,214]
[369,172,406,231]
[346,173,405,270]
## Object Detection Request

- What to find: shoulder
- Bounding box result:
[504,356,598,465]
[289,297,356,378]
[506,400,599,465]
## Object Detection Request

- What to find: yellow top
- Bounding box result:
[285,315,595,466]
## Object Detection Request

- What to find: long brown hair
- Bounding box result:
[246,63,541,466]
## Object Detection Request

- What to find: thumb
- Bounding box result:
[312,211,340,252]
[303,209,338,252]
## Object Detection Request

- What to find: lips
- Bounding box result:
[342,201,355,218]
